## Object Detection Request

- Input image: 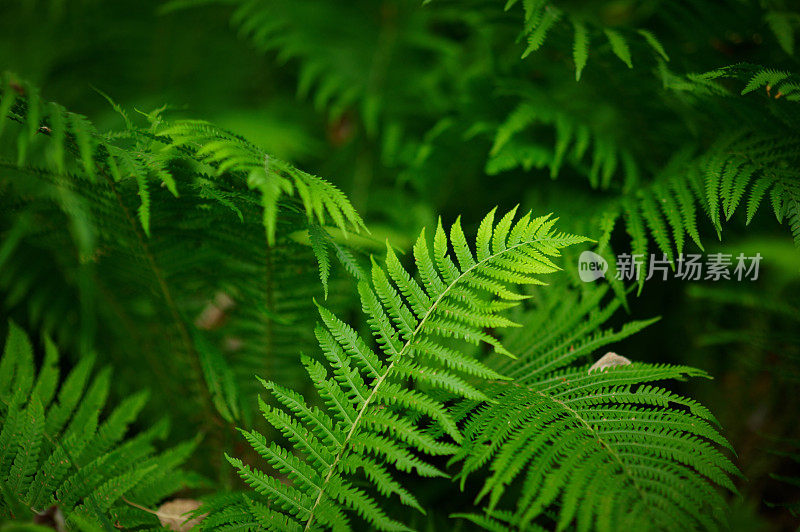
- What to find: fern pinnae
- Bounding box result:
[573,21,589,81]
[522,6,562,59]
[640,192,674,263]
[637,29,669,62]
[455,366,737,531]
[506,317,660,382]
[161,119,366,245]
[671,174,704,251]
[622,197,648,290]
[726,164,754,220]
[604,29,633,69]
[651,182,685,255]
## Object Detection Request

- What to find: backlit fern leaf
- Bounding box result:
[700,133,800,245]
[160,120,365,245]
[604,29,633,69]
[221,208,586,530]
[515,124,800,292]
[587,131,800,291]
[521,6,562,59]
[1,73,363,247]
[452,367,737,530]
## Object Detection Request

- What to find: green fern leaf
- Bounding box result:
[225,208,586,530]
[0,323,200,525]
[452,285,738,531]
[604,29,633,69]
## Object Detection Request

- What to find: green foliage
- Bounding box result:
[160,119,365,245]
[450,285,738,530]
[2,0,800,530]
[0,73,364,243]
[220,208,587,530]
[505,0,669,74]
[0,73,366,428]
[485,78,800,271]
[0,321,200,529]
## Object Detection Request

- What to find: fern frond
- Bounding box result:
[450,284,738,531]
[224,208,586,530]
[160,120,365,245]
[1,72,364,248]
[0,321,201,527]
[522,6,562,59]
[637,29,669,62]
[573,21,589,81]
[671,63,800,106]
[488,94,635,188]
[530,128,800,292]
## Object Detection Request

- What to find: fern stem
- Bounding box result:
[101,172,223,431]
[265,241,275,380]
[0,112,224,430]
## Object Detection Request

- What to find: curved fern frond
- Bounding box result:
[471,56,800,288]
[222,207,587,530]
[490,102,800,299]
[159,120,365,245]
[665,63,800,122]
[1,73,364,245]
[453,366,737,531]
[449,283,739,531]
[0,321,201,528]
